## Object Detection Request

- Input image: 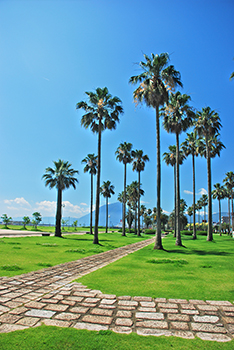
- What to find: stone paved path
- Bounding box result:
[0,238,233,342]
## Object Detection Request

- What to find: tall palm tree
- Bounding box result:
[100,180,115,233]
[181,131,200,239]
[127,181,144,235]
[76,87,123,244]
[116,142,133,236]
[212,183,226,234]
[42,159,78,237]
[129,53,182,249]
[82,154,98,235]
[223,171,234,233]
[140,204,147,229]
[195,107,223,241]
[131,149,149,236]
[162,92,195,246]
[196,198,203,227]
[163,145,185,237]
[200,194,208,230]
[187,206,193,231]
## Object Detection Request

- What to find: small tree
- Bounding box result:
[22,216,30,229]
[72,220,78,231]
[32,212,42,229]
[1,214,12,228]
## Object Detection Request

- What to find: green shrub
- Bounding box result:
[181,230,192,236]
[144,229,155,234]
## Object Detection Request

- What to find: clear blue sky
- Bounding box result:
[0,0,233,222]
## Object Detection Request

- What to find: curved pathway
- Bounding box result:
[0,238,233,342]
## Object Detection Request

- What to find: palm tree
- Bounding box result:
[181,131,200,239]
[162,92,195,246]
[131,149,149,236]
[76,87,123,244]
[187,206,193,231]
[82,154,97,235]
[212,183,226,234]
[196,198,203,227]
[163,145,185,237]
[140,204,147,229]
[127,181,144,235]
[100,180,115,233]
[116,142,133,236]
[200,194,208,230]
[129,53,182,249]
[223,171,234,233]
[195,107,223,241]
[42,159,78,237]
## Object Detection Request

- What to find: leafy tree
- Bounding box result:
[76,87,123,244]
[140,204,147,229]
[163,145,185,237]
[129,52,182,249]
[126,209,134,231]
[212,183,226,234]
[116,142,133,236]
[143,213,153,229]
[223,171,234,232]
[1,214,12,228]
[187,206,193,231]
[181,131,200,239]
[131,149,149,236]
[22,216,30,229]
[100,180,115,233]
[82,154,98,235]
[42,159,78,237]
[32,212,42,229]
[61,219,68,230]
[162,92,195,245]
[195,107,223,241]
[72,220,78,231]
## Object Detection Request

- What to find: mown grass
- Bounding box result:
[78,233,234,301]
[0,326,233,350]
[0,224,108,233]
[0,232,148,277]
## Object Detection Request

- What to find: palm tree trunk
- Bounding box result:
[154,105,163,249]
[219,199,222,235]
[134,207,137,234]
[55,188,62,237]
[228,197,231,235]
[173,164,176,238]
[90,173,93,235]
[175,132,182,246]
[122,163,126,236]
[94,121,101,244]
[232,192,234,233]
[192,153,196,239]
[206,139,213,241]
[106,197,108,233]
[137,171,141,236]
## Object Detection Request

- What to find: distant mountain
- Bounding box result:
[185,212,229,224]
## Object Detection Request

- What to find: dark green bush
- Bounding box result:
[181,230,192,236]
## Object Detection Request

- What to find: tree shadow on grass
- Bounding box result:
[163,248,230,256]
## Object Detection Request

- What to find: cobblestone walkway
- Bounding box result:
[0,238,233,342]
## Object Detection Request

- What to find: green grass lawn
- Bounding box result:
[0,325,233,350]
[0,224,108,233]
[78,233,234,301]
[0,232,148,277]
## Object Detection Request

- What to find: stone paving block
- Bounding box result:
[170,322,189,330]
[181,309,199,315]
[25,309,55,318]
[118,300,138,307]
[44,303,69,312]
[97,293,116,299]
[14,297,31,304]
[223,312,234,317]
[158,302,178,309]
[167,314,190,322]
[137,328,172,337]
[189,299,206,304]
[61,300,76,306]
[82,315,113,325]
[140,302,155,308]
[222,317,234,324]
[221,306,234,312]
[70,307,89,314]
[226,324,234,333]
[168,299,188,304]
[0,323,28,333]
[2,292,23,299]
[42,319,72,327]
[0,297,11,302]
[173,330,195,339]
[90,308,113,316]
[40,298,59,304]
[73,292,97,298]
[138,307,156,313]
[100,298,116,305]
[133,297,153,302]
[16,317,39,327]
[180,303,196,310]
[54,312,81,321]
[118,306,137,311]
[116,310,132,318]
[196,332,232,342]
[193,315,219,323]
[66,296,84,302]
[136,312,164,320]
[0,313,22,323]
[159,308,179,314]
[111,326,132,334]
[154,298,167,303]
[74,322,108,331]
[191,322,227,333]
[9,307,28,315]
[196,304,218,312]
[118,296,131,300]
[25,301,46,309]
[136,320,168,329]
[115,318,133,327]
[0,305,10,313]
[79,302,97,308]
[206,300,233,306]
[5,301,23,309]
[24,292,43,300]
